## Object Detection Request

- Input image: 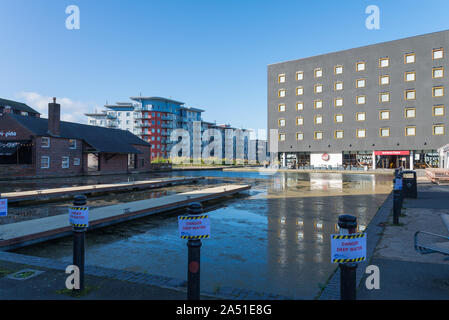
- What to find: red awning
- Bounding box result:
[374,151,410,156]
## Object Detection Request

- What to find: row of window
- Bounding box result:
[278,83,445,98]
[278,88,444,112]
[278,125,445,142]
[278,106,445,127]
[277,49,445,83]
[41,156,80,169]
[41,137,77,149]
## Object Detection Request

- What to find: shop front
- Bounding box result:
[374,151,410,169]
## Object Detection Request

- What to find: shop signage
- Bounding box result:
[374,151,410,156]
[322,153,330,162]
[0,131,17,138]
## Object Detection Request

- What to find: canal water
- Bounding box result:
[12,170,392,299]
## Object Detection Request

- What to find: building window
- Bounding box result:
[296,71,304,81]
[62,157,70,169]
[405,53,415,64]
[279,133,286,141]
[379,57,389,68]
[335,130,344,139]
[356,112,366,121]
[278,119,286,127]
[296,86,304,96]
[379,75,390,85]
[41,156,50,169]
[380,128,390,137]
[356,95,366,105]
[433,86,444,97]
[405,71,416,82]
[69,139,76,149]
[356,129,366,138]
[380,92,390,103]
[433,124,445,135]
[314,131,323,140]
[433,105,445,116]
[405,89,416,100]
[379,110,390,120]
[334,81,343,91]
[74,158,80,166]
[334,65,343,75]
[356,79,366,88]
[296,117,304,126]
[296,102,304,111]
[334,98,344,107]
[278,104,286,112]
[433,67,444,79]
[405,108,416,119]
[278,89,286,98]
[314,84,323,94]
[278,74,286,83]
[314,115,323,125]
[335,114,344,123]
[433,48,444,60]
[314,68,323,78]
[314,100,323,109]
[356,61,366,72]
[296,132,304,141]
[405,126,416,136]
[42,137,50,148]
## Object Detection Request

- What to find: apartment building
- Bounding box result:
[87,96,265,163]
[268,30,449,169]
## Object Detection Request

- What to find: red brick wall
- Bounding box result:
[132,144,152,172]
[35,136,84,177]
[98,153,128,174]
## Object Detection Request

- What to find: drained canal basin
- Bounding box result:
[12,170,392,299]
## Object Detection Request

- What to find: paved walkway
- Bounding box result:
[358,182,449,299]
[0,251,288,300]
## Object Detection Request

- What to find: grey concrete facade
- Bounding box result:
[268,30,449,167]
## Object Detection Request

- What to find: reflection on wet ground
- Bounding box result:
[12,170,392,299]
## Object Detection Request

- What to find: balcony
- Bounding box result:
[162,115,174,121]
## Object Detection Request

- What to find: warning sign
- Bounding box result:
[331,233,367,263]
[69,206,89,228]
[178,215,211,239]
[394,178,403,190]
[0,199,7,217]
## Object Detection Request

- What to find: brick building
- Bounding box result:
[0,98,152,178]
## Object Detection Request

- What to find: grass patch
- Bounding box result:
[0,268,14,278]
[314,266,338,300]
[384,221,405,227]
[55,286,98,298]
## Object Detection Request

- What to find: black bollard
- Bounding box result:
[72,195,87,291]
[338,215,358,300]
[187,202,203,300]
[393,172,403,225]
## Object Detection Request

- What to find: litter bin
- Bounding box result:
[402,170,417,198]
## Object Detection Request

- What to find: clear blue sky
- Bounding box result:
[2,0,449,130]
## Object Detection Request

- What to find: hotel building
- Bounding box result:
[268,30,449,169]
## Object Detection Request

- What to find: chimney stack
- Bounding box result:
[48,97,61,136]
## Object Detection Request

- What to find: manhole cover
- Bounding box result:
[6,269,45,281]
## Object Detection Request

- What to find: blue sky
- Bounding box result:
[2,0,449,130]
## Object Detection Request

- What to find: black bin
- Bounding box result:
[402,170,417,198]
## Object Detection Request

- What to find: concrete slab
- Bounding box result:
[2,177,203,203]
[0,184,251,251]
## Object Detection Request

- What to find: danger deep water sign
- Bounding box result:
[331,233,367,263]
[178,215,211,240]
